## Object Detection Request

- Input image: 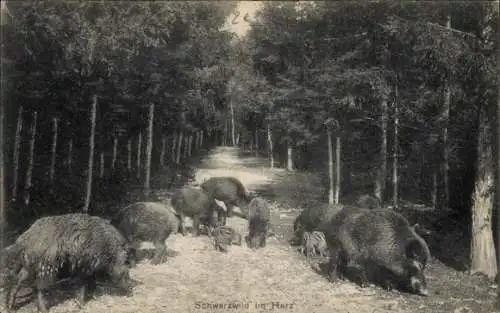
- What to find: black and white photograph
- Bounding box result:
[0,1,499,312]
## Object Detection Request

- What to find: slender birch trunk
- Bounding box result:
[327,129,334,206]
[267,122,274,169]
[12,105,23,201]
[23,111,37,206]
[49,117,58,183]
[374,94,388,202]
[172,133,178,162]
[160,134,166,168]
[111,136,118,171]
[176,131,183,164]
[67,138,73,174]
[144,103,154,197]
[83,95,97,213]
[392,93,399,208]
[335,135,341,205]
[137,132,142,179]
[127,138,132,171]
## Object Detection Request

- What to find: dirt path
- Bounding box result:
[6,147,496,313]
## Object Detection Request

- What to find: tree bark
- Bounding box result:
[127,138,132,171]
[172,133,178,162]
[267,122,274,169]
[188,135,193,157]
[0,100,5,233]
[230,100,236,146]
[335,135,341,205]
[144,103,154,197]
[392,92,399,208]
[49,117,58,184]
[83,95,97,213]
[111,136,118,171]
[160,134,166,168]
[137,132,142,179]
[183,134,189,159]
[441,14,452,210]
[327,129,334,206]
[194,132,199,152]
[99,151,104,178]
[470,102,497,279]
[23,111,37,206]
[200,130,204,149]
[223,120,227,146]
[255,129,259,157]
[287,140,293,171]
[67,138,73,174]
[432,170,438,208]
[496,0,500,303]
[176,131,183,164]
[374,94,388,202]
[12,105,23,201]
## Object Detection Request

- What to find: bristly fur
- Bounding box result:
[200,177,253,220]
[355,194,382,210]
[3,213,133,312]
[323,208,431,295]
[246,197,271,249]
[170,187,222,236]
[213,226,242,252]
[111,202,180,265]
[300,231,328,258]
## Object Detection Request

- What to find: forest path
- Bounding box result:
[7,146,495,313]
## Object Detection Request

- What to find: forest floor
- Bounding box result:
[3,146,498,313]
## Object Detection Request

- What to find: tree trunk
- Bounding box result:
[183,135,190,158]
[144,103,154,198]
[176,131,183,164]
[223,121,227,146]
[188,135,193,157]
[392,92,399,208]
[496,2,500,303]
[287,140,293,171]
[374,94,388,202]
[470,103,497,279]
[441,14,452,210]
[160,134,166,168]
[23,111,37,206]
[432,170,438,208]
[327,129,334,206]
[12,105,23,202]
[236,132,240,146]
[172,133,178,162]
[137,132,142,179]
[111,136,118,171]
[335,135,341,205]
[67,138,73,174]
[194,132,199,152]
[255,129,259,157]
[99,151,104,178]
[83,95,97,213]
[230,100,236,146]
[200,130,204,149]
[127,138,132,171]
[0,101,5,231]
[267,122,274,169]
[49,117,58,184]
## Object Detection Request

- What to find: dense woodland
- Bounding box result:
[0,1,499,285]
